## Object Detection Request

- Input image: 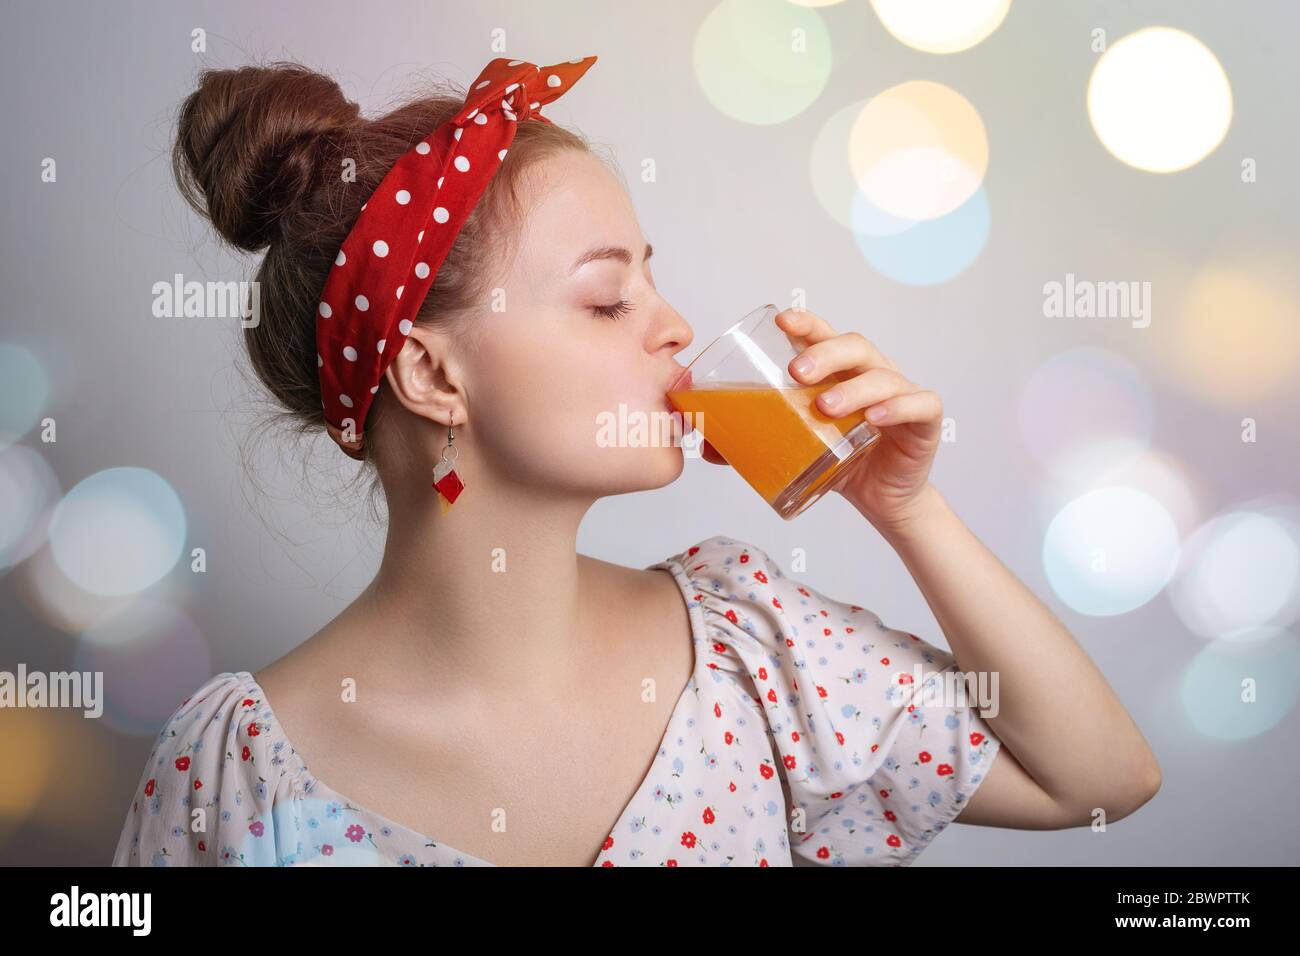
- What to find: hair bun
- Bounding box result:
[172,62,360,252]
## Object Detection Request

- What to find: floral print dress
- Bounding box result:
[112,534,1002,867]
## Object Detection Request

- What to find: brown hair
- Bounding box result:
[171,60,595,516]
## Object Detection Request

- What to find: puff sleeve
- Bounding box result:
[678,534,1002,866]
[111,672,301,866]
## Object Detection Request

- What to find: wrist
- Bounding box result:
[862,483,949,543]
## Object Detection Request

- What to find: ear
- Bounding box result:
[381,326,469,432]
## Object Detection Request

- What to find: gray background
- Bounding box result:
[1,0,1297,866]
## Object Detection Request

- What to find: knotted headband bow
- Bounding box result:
[316,54,598,459]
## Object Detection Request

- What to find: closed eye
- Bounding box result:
[593,298,633,320]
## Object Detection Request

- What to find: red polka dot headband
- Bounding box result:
[316,55,598,459]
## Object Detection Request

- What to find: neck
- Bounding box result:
[354,461,608,703]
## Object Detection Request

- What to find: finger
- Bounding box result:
[817,366,917,417]
[775,307,840,345]
[862,388,943,427]
[789,331,897,387]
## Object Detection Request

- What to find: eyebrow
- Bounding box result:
[569,241,653,274]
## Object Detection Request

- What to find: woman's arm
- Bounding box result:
[855,482,1162,828]
[759,307,1161,830]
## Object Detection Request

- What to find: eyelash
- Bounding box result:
[592,297,633,321]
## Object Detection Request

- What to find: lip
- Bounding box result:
[666,367,692,393]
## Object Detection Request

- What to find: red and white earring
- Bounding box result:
[432,412,466,514]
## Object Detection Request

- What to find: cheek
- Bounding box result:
[470,330,643,476]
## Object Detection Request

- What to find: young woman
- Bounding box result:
[112,56,1159,867]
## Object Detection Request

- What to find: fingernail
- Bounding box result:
[867,405,887,422]
[792,357,813,376]
[820,390,840,409]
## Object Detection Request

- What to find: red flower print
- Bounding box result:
[739,551,749,563]
[197,840,205,852]
[887,834,902,848]
[767,688,778,704]
[667,859,678,867]
[193,779,202,790]
[820,609,829,617]
[798,587,810,597]
[241,697,255,708]
[702,806,715,824]
[772,596,782,609]
[880,788,891,799]
[937,764,954,777]
[729,782,737,792]
[346,824,366,843]
[725,731,734,744]
[602,861,616,867]
[759,762,775,780]
[725,609,739,625]
[823,627,832,636]
[791,730,801,742]
[970,732,985,746]
[851,604,863,612]
[846,627,854,633]
[602,835,614,850]
[760,859,768,866]
[816,685,828,699]
[687,546,700,557]
[918,751,932,763]
[816,846,830,859]
[834,731,844,745]
[681,831,697,848]
[249,821,264,837]
[712,641,727,653]
[246,721,260,737]
[880,657,890,666]
[174,756,190,772]
[144,778,155,797]
[898,673,914,685]
[885,810,897,822]
[786,637,795,648]
[783,754,797,770]
[322,845,334,856]
[758,666,768,680]
[713,701,722,718]
[754,570,767,583]
[241,745,251,762]
[829,791,843,799]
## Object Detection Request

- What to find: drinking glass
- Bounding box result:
[668,303,882,519]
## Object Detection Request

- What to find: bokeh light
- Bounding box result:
[1179,629,1300,741]
[1170,505,1300,641]
[869,0,1011,54]
[1087,27,1232,173]
[1019,347,1155,482]
[694,0,832,125]
[0,444,60,572]
[1167,261,1300,404]
[851,185,989,285]
[0,709,57,835]
[48,467,188,598]
[0,344,49,448]
[849,80,988,220]
[1043,487,1181,616]
[75,599,213,736]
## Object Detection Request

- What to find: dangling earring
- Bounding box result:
[432,411,466,514]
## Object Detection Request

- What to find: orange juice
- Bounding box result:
[669,370,867,505]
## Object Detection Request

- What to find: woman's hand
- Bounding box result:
[700,307,943,534]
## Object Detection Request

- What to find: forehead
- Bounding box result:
[512,151,640,284]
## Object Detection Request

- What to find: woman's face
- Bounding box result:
[456,149,697,498]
